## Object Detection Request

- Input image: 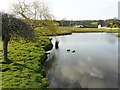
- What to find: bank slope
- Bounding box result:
[1,36,53,88]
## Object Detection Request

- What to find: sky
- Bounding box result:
[0,0,119,20]
[118,1,120,20]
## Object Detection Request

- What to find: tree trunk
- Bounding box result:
[3,40,8,60]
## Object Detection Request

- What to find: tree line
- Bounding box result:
[56,19,120,28]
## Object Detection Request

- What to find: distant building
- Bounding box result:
[54,23,60,26]
[98,24,101,28]
[74,25,84,28]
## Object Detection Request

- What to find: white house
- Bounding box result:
[74,25,84,28]
[98,24,101,28]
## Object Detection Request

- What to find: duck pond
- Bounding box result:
[44,33,119,88]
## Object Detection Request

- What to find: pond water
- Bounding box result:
[44,33,119,88]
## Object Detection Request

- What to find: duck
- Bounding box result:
[72,50,75,53]
[67,49,70,52]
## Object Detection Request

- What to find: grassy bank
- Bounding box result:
[1,36,53,88]
[35,26,72,36]
[35,26,119,36]
[70,27,118,33]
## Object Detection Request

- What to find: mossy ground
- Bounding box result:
[1,36,53,88]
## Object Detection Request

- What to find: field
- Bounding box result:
[35,26,119,36]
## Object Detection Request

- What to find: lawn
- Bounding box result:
[35,26,119,36]
[58,27,119,33]
[1,35,53,88]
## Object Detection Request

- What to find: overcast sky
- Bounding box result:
[0,0,119,20]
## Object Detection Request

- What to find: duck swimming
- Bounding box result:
[72,50,75,53]
[67,49,70,51]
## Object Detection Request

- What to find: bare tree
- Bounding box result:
[11,0,55,29]
[12,0,53,20]
[12,0,30,19]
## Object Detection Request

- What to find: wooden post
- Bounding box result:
[55,40,59,49]
[3,40,8,60]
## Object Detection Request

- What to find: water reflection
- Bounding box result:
[44,33,118,88]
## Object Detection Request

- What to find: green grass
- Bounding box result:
[35,26,72,36]
[1,35,53,88]
[35,26,119,36]
[0,38,3,64]
[70,27,118,33]
[59,27,118,33]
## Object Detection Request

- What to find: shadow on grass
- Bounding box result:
[0,58,13,64]
[12,62,41,73]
